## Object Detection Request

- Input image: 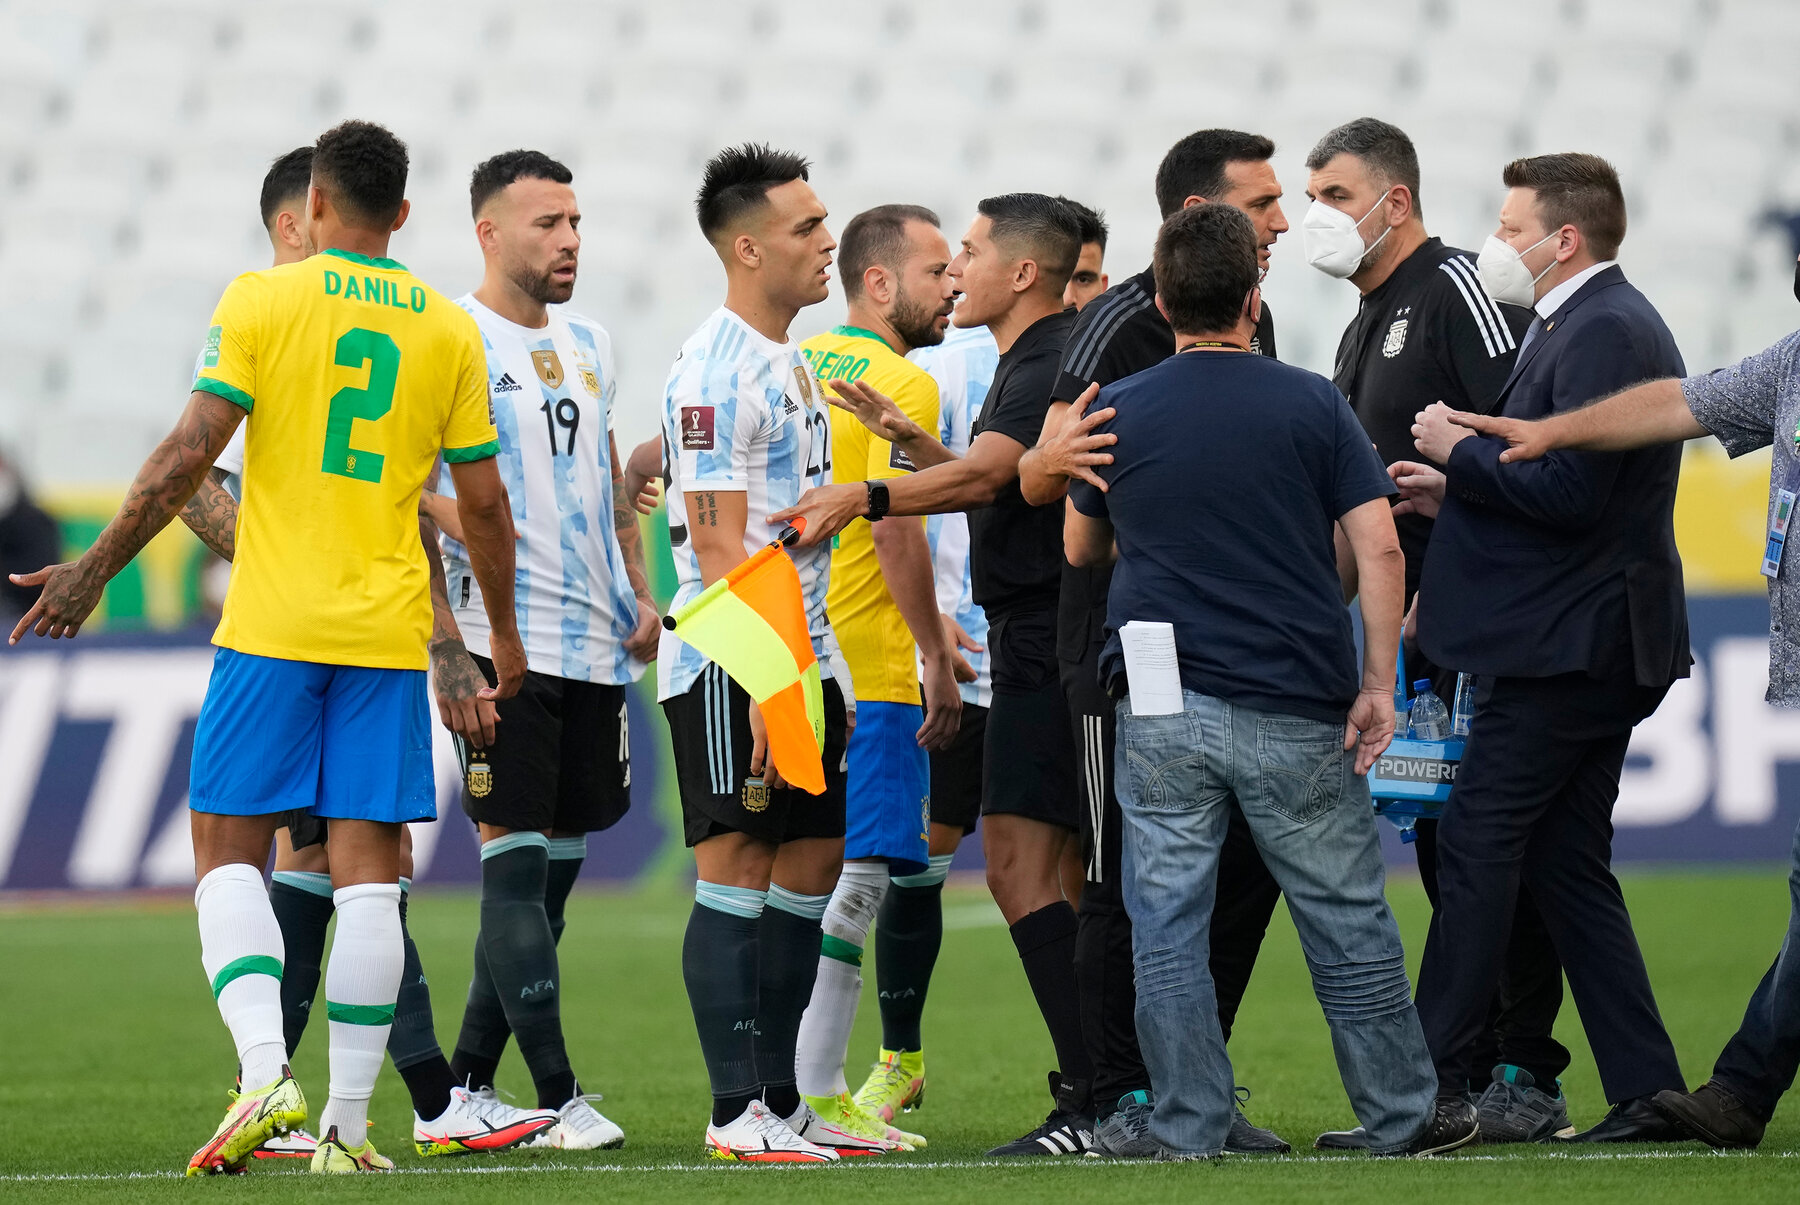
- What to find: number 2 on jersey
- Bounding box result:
[322,327,399,483]
[804,410,832,478]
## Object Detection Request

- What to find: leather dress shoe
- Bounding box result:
[1651,1080,1765,1150]
[1563,1095,1686,1142]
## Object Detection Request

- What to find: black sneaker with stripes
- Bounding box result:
[988,1073,1095,1157]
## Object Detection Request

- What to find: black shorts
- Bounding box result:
[663,664,848,846]
[280,809,329,851]
[982,608,1080,830]
[928,702,986,834]
[458,654,632,834]
[1061,645,1121,883]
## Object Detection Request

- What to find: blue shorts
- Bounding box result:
[189,647,435,825]
[845,701,930,876]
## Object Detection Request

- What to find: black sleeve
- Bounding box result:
[1431,270,1530,415]
[1330,388,1399,518]
[1052,302,1108,402]
[1255,302,1278,360]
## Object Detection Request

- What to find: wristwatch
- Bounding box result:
[865,480,890,522]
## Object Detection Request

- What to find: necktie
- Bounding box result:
[1518,314,1546,355]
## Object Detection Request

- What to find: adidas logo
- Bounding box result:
[783,397,800,415]
[494,373,523,393]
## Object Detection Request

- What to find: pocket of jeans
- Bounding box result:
[1255,716,1346,825]
[1120,708,1209,812]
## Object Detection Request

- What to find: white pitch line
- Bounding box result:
[0,1149,1788,1183]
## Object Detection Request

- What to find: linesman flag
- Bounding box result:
[661,520,825,794]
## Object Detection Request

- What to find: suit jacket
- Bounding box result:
[1418,265,1692,686]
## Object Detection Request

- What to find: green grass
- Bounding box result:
[2,868,1796,1203]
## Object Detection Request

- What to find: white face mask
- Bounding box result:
[1302,189,1393,279]
[1475,230,1562,308]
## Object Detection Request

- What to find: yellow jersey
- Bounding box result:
[194,248,498,670]
[801,326,941,705]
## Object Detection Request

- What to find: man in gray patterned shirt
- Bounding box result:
[1448,327,1800,1150]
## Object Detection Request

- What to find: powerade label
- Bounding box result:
[1374,754,1459,785]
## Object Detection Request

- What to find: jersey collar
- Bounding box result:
[832,324,890,346]
[322,247,408,272]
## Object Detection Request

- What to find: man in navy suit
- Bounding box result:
[1389,153,1691,1143]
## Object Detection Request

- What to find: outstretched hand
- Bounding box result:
[829,379,925,445]
[1039,383,1117,491]
[1448,411,1555,463]
[9,561,104,644]
[769,483,865,547]
[1388,460,1447,520]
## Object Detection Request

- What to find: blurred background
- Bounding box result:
[1,0,1797,889]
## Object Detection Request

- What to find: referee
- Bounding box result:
[1300,118,1566,1145]
[1019,128,1291,1157]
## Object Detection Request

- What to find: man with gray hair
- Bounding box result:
[1302,117,1567,1147]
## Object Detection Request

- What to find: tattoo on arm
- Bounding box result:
[697,491,719,528]
[178,470,238,562]
[85,394,242,580]
[611,435,653,600]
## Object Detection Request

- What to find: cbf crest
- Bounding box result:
[467,756,493,798]
[531,349,565,389]
[1382,318,1410,359]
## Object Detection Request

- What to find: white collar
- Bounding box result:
[1535,260,1616,320]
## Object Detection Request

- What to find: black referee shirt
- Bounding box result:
[1051,265,1279,660]
[969,307,1078,618]
[1329,237,1531,596]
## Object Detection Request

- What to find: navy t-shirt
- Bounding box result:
[1069,349,1397,723]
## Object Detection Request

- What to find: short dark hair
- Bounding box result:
[696,142,811,242]
[311,119,408,229]
[1305,117,1422,212]
[977,193,1083,291]
[1154,130,1276,218]
[259,147,313,230]
[469,149,573,219]
[1501,152,1628,260]
[1058,197,1108,252]
[838,204,940,300]
[1153,203,1260,335]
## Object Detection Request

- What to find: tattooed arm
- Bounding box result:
[178,469,239,561]
[420,458,503,748]
[10,391,243,643]
[611,432,661,661]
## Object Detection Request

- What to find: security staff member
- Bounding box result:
[1300,119,1569,1141]
[1402,152,1691,1143]
[1019,129,1290,1157]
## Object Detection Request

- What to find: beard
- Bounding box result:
[514,259,576,305]
[890,284,946,349]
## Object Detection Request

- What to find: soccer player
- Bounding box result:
[435,148,661,1150]
[1061,201,1109,311]
[772,194,1096,1156]
[657,143,873,1162]
[789,204,960,1148]
[11,120,524,1175]
[176,146,556,1162]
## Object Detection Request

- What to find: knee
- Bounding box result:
[1309,954,1415,1022]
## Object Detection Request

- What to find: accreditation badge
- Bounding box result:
[1762,488,1797,580]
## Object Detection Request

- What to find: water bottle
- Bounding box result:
[1406,679,1449,741]
[1451,672,1475,737]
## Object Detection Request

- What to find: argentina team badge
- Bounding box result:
[466,755,493,798]
[743,777,772,813]
[1382,318,1409,358]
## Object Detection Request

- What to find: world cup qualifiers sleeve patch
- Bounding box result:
[681,406,716,450]
[889,443,917,471]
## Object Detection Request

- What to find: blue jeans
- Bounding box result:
[1116,691,1436,1155]
[1711,812,1800,1119]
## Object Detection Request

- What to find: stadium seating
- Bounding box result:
[0,0,1794,479]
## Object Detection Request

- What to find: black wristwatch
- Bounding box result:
[865,480,890,522]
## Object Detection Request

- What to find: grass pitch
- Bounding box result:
[2,868,1796,1203]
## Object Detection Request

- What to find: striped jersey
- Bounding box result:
[657,306,834,701]
[438,296,642,685]
[910,323,1000,707]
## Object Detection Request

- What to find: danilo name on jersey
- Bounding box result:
[323,269,427,313]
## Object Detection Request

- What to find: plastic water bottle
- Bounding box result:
[1451,672,1475,737]
[1407,679,1449,741]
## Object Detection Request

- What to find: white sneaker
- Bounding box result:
[705,1100,838,1163]
[414,1085,558,1156]
[251,1128,318,1160]
[527,1093,626,1150]
[784,1100,891,1157]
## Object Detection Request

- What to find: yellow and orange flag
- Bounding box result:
[661,521,825,794]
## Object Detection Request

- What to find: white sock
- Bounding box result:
[195,863,287,1089]
[318,882,403,1142]
[794,862,889,1097]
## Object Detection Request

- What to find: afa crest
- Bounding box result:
[743,778,772,813]
[467,759,493,798]
[1382,318,1409,359]
[579,365,602,398]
